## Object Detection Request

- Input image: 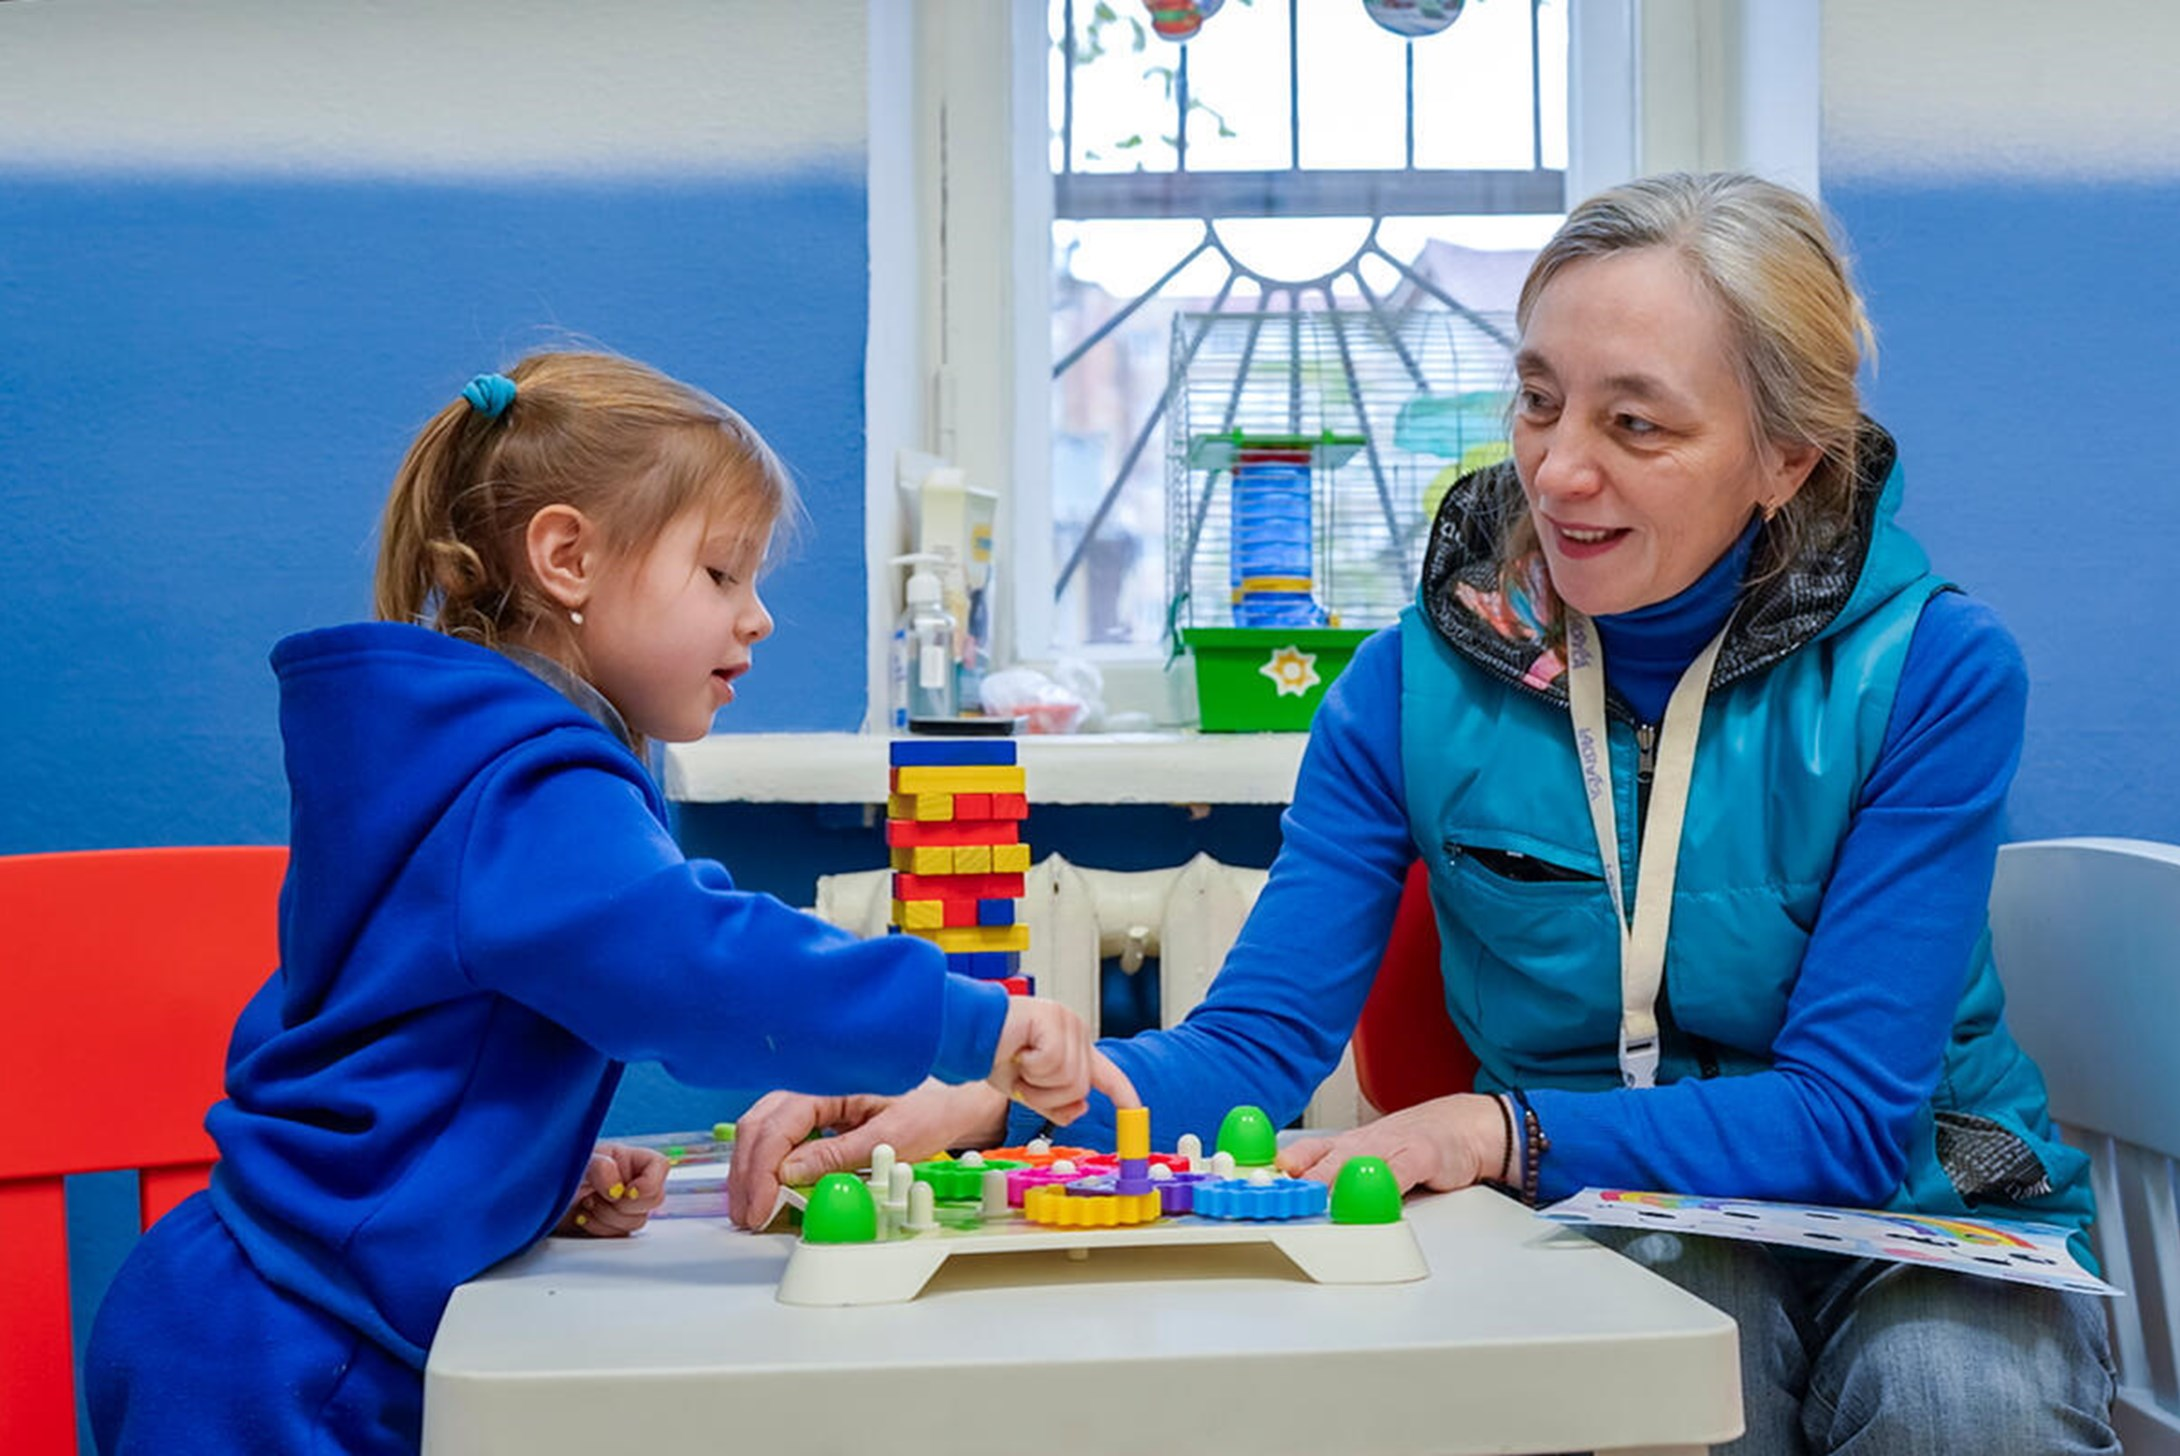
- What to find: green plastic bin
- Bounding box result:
[1181,626,1372,732]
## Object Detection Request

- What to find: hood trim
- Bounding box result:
[1416,420,1906,717]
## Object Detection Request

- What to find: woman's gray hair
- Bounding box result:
[1506,171,1876,578]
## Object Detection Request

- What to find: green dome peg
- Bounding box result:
[1329,1155,1403,1224]
[801,1172,878,1244]
[1215,1104,1279,1167]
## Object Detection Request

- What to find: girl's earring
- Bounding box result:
[570,609,585,626]
[1760,500,1781,522]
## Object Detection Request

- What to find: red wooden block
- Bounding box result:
[891,871,1025,902]
[884,818,1021,848]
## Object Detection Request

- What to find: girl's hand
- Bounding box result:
[554,1143,670,1238]
[989,996,1139,1124]
[1276,1093,1509,1195]
[725,1081,1011,1230]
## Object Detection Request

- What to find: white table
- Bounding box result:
[424,1187,1742,1455]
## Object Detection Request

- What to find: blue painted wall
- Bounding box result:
[1827,180,2180,844]
[3,167,873,1450]
[0,173,871,857]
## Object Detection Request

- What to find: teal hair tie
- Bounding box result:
[461,372,517,420]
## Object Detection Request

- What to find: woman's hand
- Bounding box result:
[725,1080,1012,1230]
[554,1143,670,1238]
[1276,1093,1509,1195]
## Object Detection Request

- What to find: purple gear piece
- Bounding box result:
[1189,1176,1330,1221]
[1156,1171,1214,1215]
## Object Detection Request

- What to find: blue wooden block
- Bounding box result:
[975,898,1017,927]
[945,950,1023,979]
[887,739,1019,768]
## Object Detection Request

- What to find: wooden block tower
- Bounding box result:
[886,739,1033,994]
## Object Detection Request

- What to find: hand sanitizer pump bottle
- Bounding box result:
[890,554,958,729]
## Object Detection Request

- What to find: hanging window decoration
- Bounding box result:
[1363,0,1466,39]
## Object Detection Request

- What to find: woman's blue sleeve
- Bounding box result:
[1009,627,1419,1148]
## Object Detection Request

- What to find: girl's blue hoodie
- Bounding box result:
[207,623,1008,1367]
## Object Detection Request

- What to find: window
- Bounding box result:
[1050,0,1568,651]
[873,0,1818,721]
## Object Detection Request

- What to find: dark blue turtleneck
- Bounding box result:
[1593,517,1759,722]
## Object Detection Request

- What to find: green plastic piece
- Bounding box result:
[911,1157,1026,1201]
[1179,627,1372,732]
[1215,1105,1279,1167]
[1329,1155,1403,1225]
[801,1173,878,1244]
[712,1121,737,1142]
[1185,428,1364,472]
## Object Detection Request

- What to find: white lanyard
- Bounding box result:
[1563,610,1730,1090]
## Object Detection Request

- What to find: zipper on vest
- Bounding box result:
[1634,721,1658,834]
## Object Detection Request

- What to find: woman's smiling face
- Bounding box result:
[1511,246,1817,617]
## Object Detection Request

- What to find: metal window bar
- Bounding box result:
[1052,0,1559,615]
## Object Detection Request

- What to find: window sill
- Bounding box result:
[662,732,1308,806]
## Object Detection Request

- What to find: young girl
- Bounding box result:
[86,351,1127,1454]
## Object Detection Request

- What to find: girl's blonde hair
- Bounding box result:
[1500,171,1876,582]
[374,351,796,660]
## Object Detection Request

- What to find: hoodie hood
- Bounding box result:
[268,623,655,1024]
[1416,420,1930,711]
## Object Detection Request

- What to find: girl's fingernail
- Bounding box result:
[574,1213,589,1227]
[609,1183,625,1200]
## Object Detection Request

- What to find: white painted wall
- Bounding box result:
[1825,0,2180,181]
[0,0,865,175]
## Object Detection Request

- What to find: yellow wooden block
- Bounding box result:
[950,843,992,875]
[991,843,1031,873]
[890,765,1027,795]
[891,898,945,930]
[926,924,1031,953]
[887,791,954,822]
[889,845,955,875]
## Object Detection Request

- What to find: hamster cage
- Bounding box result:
[1165,304,1516,729]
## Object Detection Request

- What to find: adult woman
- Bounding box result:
[730,174,2115,1453]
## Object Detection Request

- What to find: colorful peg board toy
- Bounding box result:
[771,1106,1427,1306]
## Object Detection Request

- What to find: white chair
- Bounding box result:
[1990,837,2180,1454]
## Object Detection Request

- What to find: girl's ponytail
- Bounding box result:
[373,402,507,643]
[371,350,798,654]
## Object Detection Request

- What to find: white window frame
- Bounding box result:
[865,0,1818,728]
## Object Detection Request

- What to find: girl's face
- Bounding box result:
[1511,246,1816,617]
[579,505,775,742]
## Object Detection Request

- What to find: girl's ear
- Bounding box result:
[526,504,597,612]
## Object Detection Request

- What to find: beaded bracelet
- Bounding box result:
[1509,1088,1549,1206]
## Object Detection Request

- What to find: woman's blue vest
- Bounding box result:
[1399,454,2091,1232]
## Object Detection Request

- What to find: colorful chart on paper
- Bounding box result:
[1541,1188,2118,1296]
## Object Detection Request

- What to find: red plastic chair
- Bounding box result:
[1353,857,1480,1114]
[0,845,287,1456]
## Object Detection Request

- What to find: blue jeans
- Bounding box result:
[1588,1228,2119,1455]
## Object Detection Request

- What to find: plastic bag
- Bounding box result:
[980,664,1096,734]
